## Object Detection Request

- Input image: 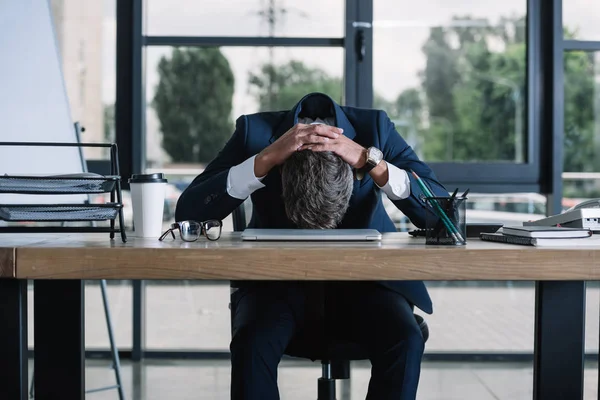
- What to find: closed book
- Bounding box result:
[480,232,595,247]
[501,226,591,239]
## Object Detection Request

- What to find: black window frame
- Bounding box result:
[114,0,570,360]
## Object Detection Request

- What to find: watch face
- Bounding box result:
[367,147,383,166]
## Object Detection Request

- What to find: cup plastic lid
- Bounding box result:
[128,173,168,183]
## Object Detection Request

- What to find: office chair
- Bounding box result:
[231,204,429,400]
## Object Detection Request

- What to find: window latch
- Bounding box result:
[355,29,366,61]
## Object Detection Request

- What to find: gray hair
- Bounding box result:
[281,150,353,229]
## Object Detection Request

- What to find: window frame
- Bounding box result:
[114,0,571,360]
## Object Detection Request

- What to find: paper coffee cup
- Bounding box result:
[128,173,167,238]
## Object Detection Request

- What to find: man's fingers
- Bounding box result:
[298,143,331,152]
[304,134,331,144]
[315,124,343,138]
[300,124,343,139]
[294,123,342,136]
[294,135,330,149]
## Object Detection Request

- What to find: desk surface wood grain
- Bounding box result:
[0,235,58,278]
[2,232,600,281]
[0,247,14,278]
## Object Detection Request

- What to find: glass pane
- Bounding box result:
[85,281,133,349]
[386,192,542,355]
[28,281,133,350]
[563,52,600,176]
[146,282,231,350]
[384,192,547,232]
[564,1,600,41]
[374,0,527,162]
[465,193,547,224]
[144,45,343,349]
[425,282,535,353]
[145,0,344,37]
[49,0,116,161]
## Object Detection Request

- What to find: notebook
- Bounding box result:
[480,232,596,247]
[409,223,503,238]
[241,228,382,241]
[502,226,592,239]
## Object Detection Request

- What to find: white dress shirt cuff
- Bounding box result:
[377,163,411,201]
[226,155,266,200]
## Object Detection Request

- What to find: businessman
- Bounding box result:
[176,92,448,400]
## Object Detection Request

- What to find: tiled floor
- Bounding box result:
[31,359,597,400]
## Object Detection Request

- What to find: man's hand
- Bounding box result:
[298,133,390,186]
[298,133,366,168]
[254,123,343,177]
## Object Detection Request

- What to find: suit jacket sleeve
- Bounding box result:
[378,111,449,228]
[175,115,249,222]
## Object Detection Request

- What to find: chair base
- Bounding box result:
[331,360,350,379]
[317,377,336,400]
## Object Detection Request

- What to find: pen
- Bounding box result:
[450,188,459,200]
[456,188,470,208]
[446,187,459,223]
[432,189,456,238]
[410,171,465,243]
[448,188,459,213]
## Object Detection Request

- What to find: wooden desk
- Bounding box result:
[0,247,14,278]
[0,234,54,278]
[7,232,600,280]
[1,232,597,400]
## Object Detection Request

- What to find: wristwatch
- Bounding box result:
[355,146,383,180]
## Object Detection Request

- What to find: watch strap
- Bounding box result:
[356,147,382,180]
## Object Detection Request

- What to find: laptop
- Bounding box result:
[241,228,382,241]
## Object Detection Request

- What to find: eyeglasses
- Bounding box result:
[159,220,223,242]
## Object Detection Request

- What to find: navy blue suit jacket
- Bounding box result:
[175,93,448,314]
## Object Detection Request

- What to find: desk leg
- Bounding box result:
[0,279,28,400]
[533,281,585,400]
[34,280,84,400]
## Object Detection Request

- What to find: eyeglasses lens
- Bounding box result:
[204,220,222,240]
[180,221,202,242]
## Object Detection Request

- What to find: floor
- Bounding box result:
[24,282,600,399]
[28,359,598,400]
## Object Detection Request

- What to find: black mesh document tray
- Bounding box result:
[0,203,122,222]
[0,175,119,194]
[0,141,127,242]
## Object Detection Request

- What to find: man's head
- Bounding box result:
[281,150,353,229]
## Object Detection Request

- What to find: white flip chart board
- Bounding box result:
[0,0,88,204]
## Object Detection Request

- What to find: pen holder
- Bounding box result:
[424,196,467,245]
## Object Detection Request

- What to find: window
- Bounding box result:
[145,0,345,37]
[43,0,133,350]
[563,0,600,41]
[143,45,344,349]
[561,50,600,374]
[50,0,116,160]
[113,7,585,391]
[385,192,546,232]
[562,52,600,198]
[373,0,527,163]
[145,46,344,170]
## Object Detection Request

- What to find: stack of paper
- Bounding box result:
[480,226,594,246]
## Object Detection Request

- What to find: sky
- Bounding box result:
[101,0,600,122]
